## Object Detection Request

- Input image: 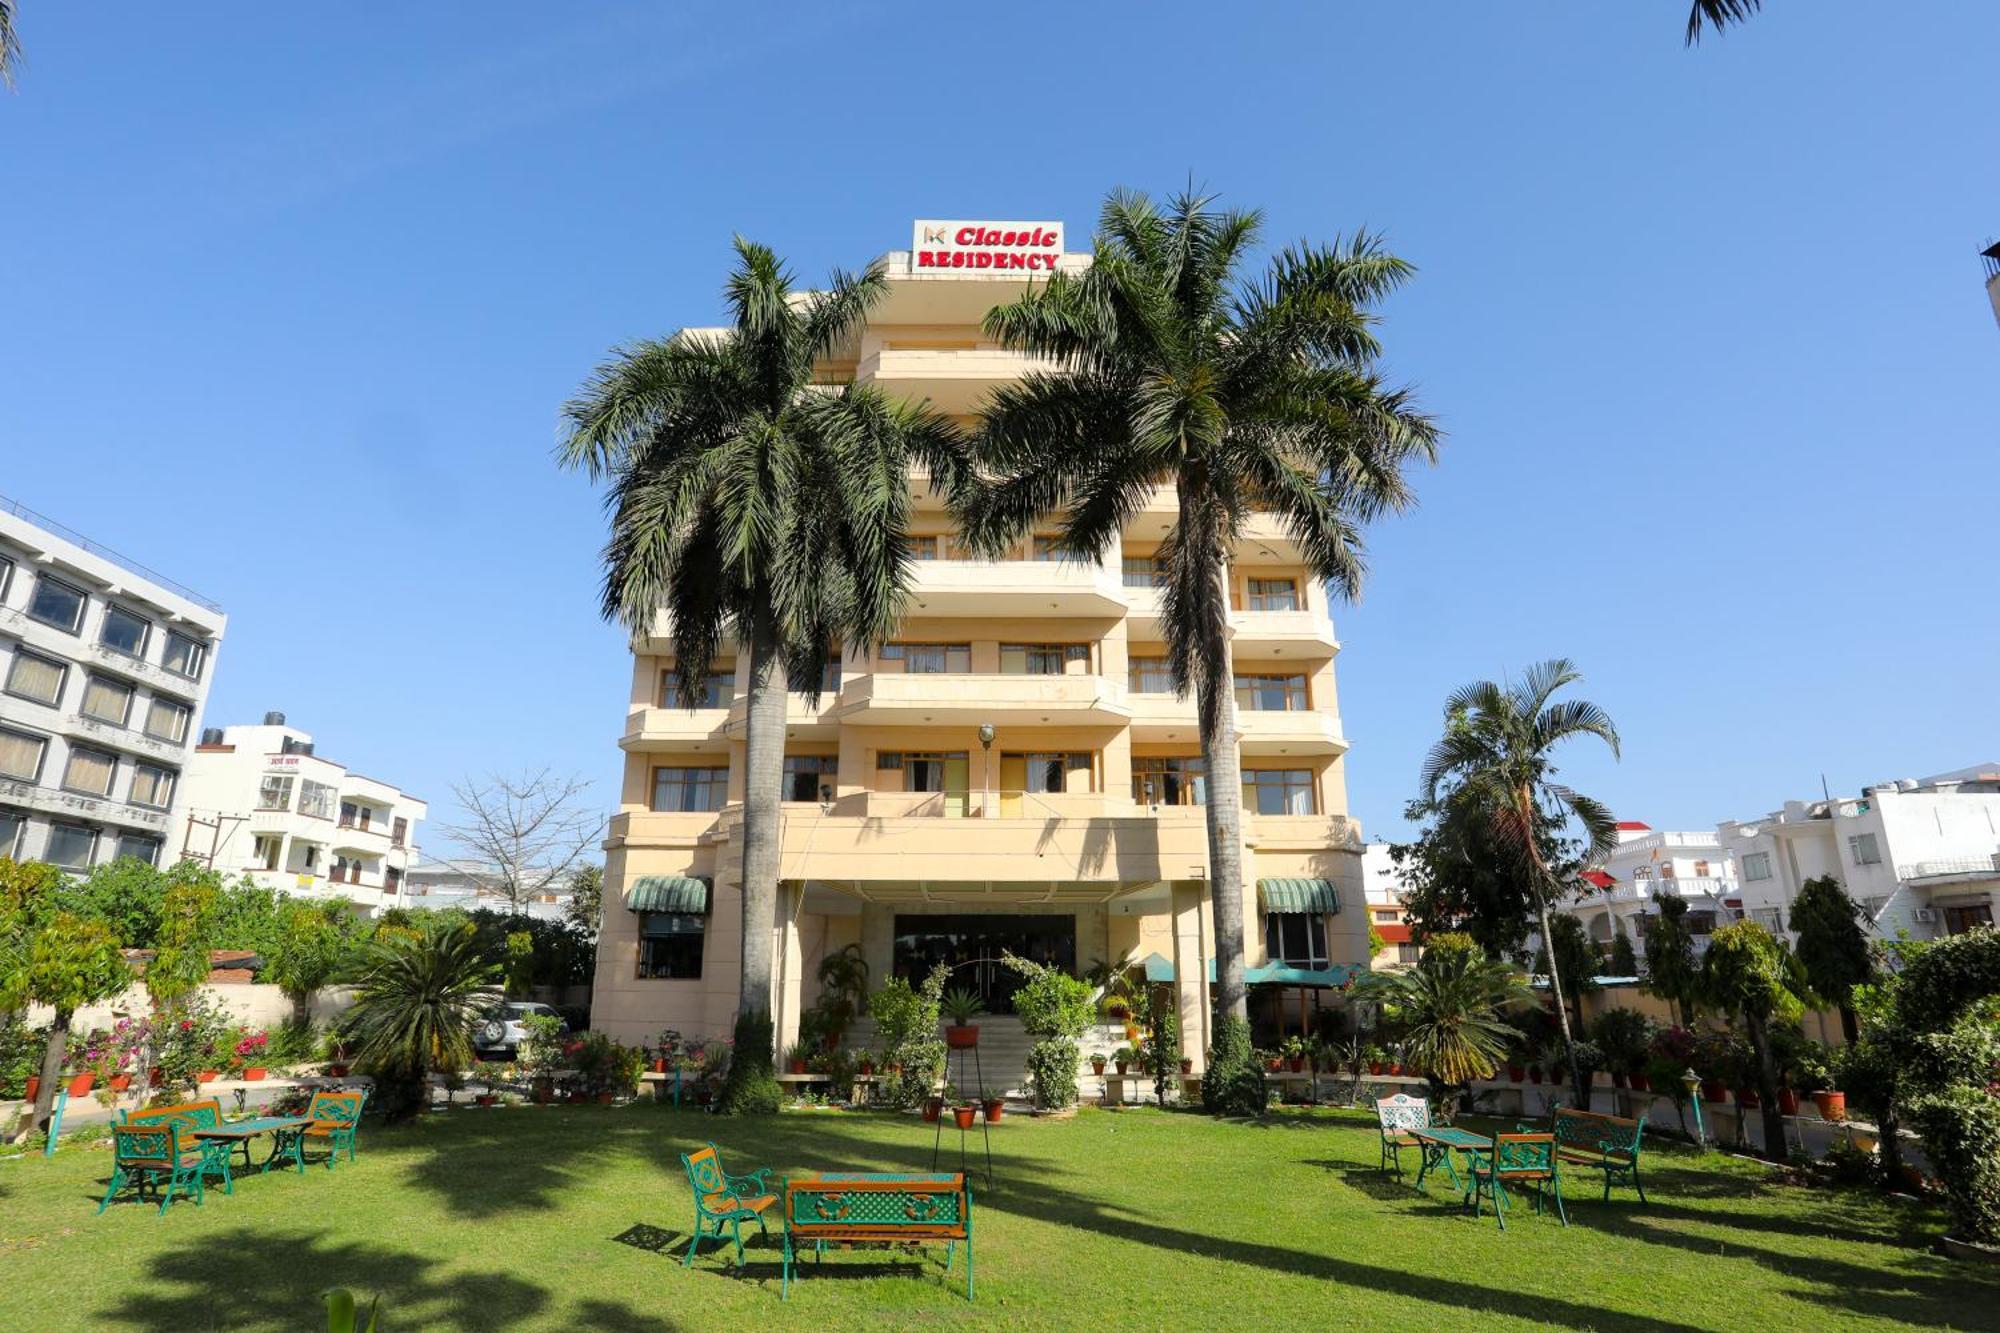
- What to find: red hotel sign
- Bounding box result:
[911,219,1065,272]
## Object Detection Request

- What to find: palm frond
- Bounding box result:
[1687,0,1760,44]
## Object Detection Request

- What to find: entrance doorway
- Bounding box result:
[892,913,1077,1013]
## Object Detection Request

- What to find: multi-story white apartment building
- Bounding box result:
[0,496,226,871]
[589,221,1368,1076]
[1719,765,2000,944]
[179,716,427,915]
[1566,821,1738,960]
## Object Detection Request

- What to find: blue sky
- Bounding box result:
[1,2,1993,853]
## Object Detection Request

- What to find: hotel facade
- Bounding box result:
[588,224,1369,1083]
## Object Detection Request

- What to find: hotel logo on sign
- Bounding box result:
[911,219,1065,272]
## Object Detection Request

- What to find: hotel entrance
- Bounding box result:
[891,913,1077,1013]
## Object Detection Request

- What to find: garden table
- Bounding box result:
[1408,1125,1492,1193]
[192,1116,310,1175]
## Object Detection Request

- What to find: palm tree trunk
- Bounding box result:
[1746,1009,1786,1162]
[736,620,787,1024]
[32,1006,73,1133]
[1197,637,1248,1025]
[1535,895,1587,1108]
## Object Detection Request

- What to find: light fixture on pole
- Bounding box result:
[977,724,996,819]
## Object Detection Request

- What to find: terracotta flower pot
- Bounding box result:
[109,1074,133,1091]
[1702,1079,1728,1104]
[23,1076,39,1102]
[532,1080,554,1104]
[1391,1063,1407,1077]
[1115,1060,1129,1075]
[66,1073,94,1096]
[1777,1088,1800,1116]
[652,1058,667,1074]
[982,1098,1004,1123]
[952,1105,977,1131]
[922,1098,944,1124]
[1090,1060,1106,1075]
[1813,1090,1847,1122]
[859,1062,875,1077]
[1288,1057,1305,1073]
[1179,1058,1193,1075]
[596,1091,614,1105]
[244,1068,267,1081]
[1629,1072,1650,1092]
[475,1094,498,1107]
[788,1060,807,1074]
[1124,1025,1141,1044]
[945,1025,980,1050]
[197,1070,220,1084]
[1528,1066,1543,1084]
[1507,1065,1525,1083]
[327,1063,349,1077]
[1369,1062,1385,1076]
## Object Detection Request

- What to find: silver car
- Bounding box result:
[475,1001,568,1057]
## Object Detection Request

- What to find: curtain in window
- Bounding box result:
[83,677,133,722]
[0,730,40,780]
[65,748,116,797]
[7,654,64,704]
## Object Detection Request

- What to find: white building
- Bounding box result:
[0,495,226,871]
[1719,765,2000,944]
[179,716,427,914]
[1359,841,1419,967]
[400,858,575,922]
[1567,821,1738,960]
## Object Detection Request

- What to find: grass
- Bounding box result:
[1,1102,1993,1330]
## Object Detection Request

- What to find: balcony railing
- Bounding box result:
[1898,855,2000,881]
[0,492,225,615]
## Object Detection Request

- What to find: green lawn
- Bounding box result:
[0,1102,1991,1330]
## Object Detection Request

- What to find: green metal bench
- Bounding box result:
[1542,1107,1648,1204]
[120,1098,236,1197]
[98,1121,213,1215]
[679,1142,780,1267]
[1466,1132,1567,1231]
[782,1172,972,1301]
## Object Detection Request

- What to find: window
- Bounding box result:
[1751,907,1784,934]
[99,605,150,657]
[1372,909,1400,924]
[1246,577,1299,611]
[257,775,294,810]
[652,766,728,813]
[1031,534,1065,562]
[81,675,135,726]
[1234,673,1307,712]
[908,535,941,560]
[784,755,837,803]
[880,643,970,674]
[299,843,319,872]
[44,823,98,869]
[62,746,117,798]
[391,817,407,848]
[298,779,335,820]
[27,575,86,632]
[1006,752,1093,795]
[331,855,363,884]
[660,669,733,709]
[1395,943,1422,965]
[253,834,281,871]
[338,801,359,829]
[0,809,23,859]
[1128,657,1175,694]
[1861,896,1888,919]
[638,913,706,978]
[1741,852,1773,881]
[1945,903,1995,935]
[1242,768,1315,816]
[1632,865,1653,881]
[143,696,191,745]
[1265,912,1329,968]
[1686,911,1717,935]
[1848,833,1882,866]
[385,866,403,895]
[1132,755,1205,806]
[129,763,176,810]
[0,553,11,600]
[877,751,967,794]
[4,650,66,706]
[1121,555,1165,588]
[1693,860,1711,877]
[0,726,48,782]
[162,631,208,681]
[999,643,1090,675]
[117,834,161,867]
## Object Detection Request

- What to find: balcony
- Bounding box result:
[1898,855,2000,884]
[1575,876,1737,908]
[726,690,840,742]
[1237,709,1347,757]
[834,671,1131,727]
[619,705,731,752]
[0,776,171,830]
[902,557,1126,618]
[1123,588,1338,660]
[857,346,1060,413]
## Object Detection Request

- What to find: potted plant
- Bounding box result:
[1505,1038,1526,1083]
[1365,1044,1387,1077]
[1113,1044,1135,1075]
[235,1030,270,1080]
[1281,1035,1307,1073]
[1179,1056,1193,1075]
[1089,1052,1107,1076]
[784,1041,810,1075]
[952,1102,978,1130]
[923,1082,945,1122]
[941,987,985,1049]
[858,1054,876,1077]
[982,1095,1005,1123]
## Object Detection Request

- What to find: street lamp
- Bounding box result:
[1682,1066,1707,1152]
[977,724,996,819]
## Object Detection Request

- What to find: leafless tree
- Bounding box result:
[436,770,607,913]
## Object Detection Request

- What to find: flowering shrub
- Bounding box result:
[230,1030,270,1073]
[152,994,236,1092]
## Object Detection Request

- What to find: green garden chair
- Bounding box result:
[289,1089,367,1170]
[1374,1093,1429,1178]
[680,1142,780,1266]
[98,1122,210,1215]
[1466,1132,1567,1231]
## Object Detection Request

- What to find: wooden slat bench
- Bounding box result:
[782,1172,972,1301]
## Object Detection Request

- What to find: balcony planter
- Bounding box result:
[243,1067,268,1082]
[944,1025,980,1050]
[1702,1079,1728,1105]
[982,1097,1004,1123]
[952,1104,977,1131]
[1812,1090,1847,1122]
[1507,1064,1525,1083]
[1777,1088,1800,1116]
[66,1073,94,1097]
[922,1097,944,1124]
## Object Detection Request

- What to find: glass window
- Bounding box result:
[784,755,838,803]
[1242,768,1315,815]
[1129,657,1175,693]
[143,696,192,744]
[81,675,135,726]
[0,554,11,600]
[253,834,282,871]
[1132,755,1205,806]
[1686,911,1716,935]
[1693,859,1711,877]
[638,913,706,978]
[298,779,335,819]
[881,643,970,674]
[64,747,118,798]
[1008,752,1093,795]
[1945,903,1995,935]
[1031,535,1064,561]
[651,766,729,813]
[1234,673,1307,711]
[908,535,940,560]
[27,575,86,632]
[100,605,150,657]
[45,824,98,868]
[999,643,1090,675]
[4,650,67,706]
[1848,833,1881,866]
[1861,896,1888,919]
[1741,852,1772,881]
[1265,912,1329,968]
[0,809,23,858]
[1121,555,1165,588]
[117,834,161,866]
[391,817,408,847]
[660,669,733,709]
[1751,907,1784,934]
[0,727,47,782]
[162,632,208,680]
[878,752,968,794]
[257,774,295,810]
[891,912,1075,1012]
[130,763,176,809]
[1246,578,1300,611]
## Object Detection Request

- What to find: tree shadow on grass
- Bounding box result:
[90,1225,553,1331]
[390,1104,680,1218]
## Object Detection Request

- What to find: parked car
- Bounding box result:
[475,1001,568,1057]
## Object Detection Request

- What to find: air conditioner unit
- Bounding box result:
[1912,908,1937,924]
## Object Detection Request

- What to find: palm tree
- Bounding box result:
[1686,0,1760,44]
[1366,936,1533,1095]
[342,917,500,1120]
[559,240,970,1044]
[1418,659,1620,1106]
[961,188,1438,1039]
[0,1,20,90]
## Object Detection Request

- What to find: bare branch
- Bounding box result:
[434,769,607,913]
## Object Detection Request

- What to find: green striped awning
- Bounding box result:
[624,875,711,914]
[1258,878,1340,914]
[1138,952,1176,984]
[1205,959,1362,989]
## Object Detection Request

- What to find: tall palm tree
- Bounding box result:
[0,1,20,90]
[961,189,1438,1036]
[1686,0,1760,44]
[560,239,969,1038]
[1418,659,1620,1105]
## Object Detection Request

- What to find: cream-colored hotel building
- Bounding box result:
[590,222,1368,1083]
